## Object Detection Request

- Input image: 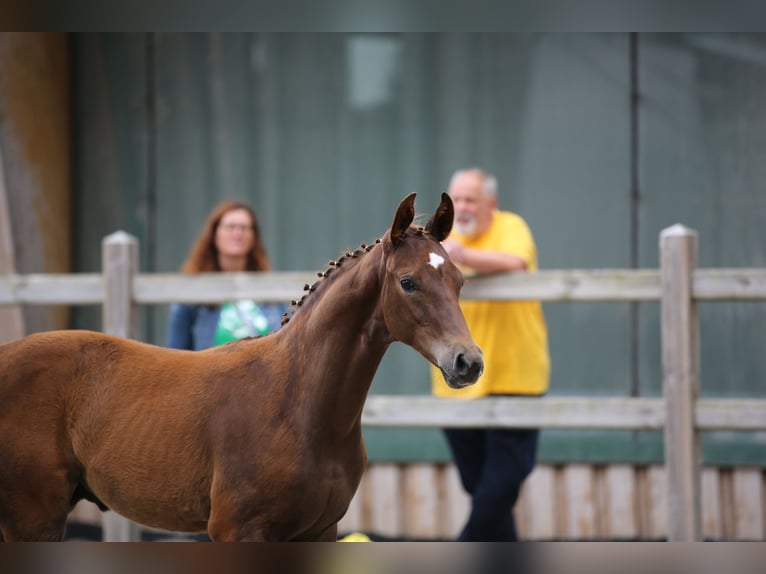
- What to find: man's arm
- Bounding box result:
[442,239,527,274]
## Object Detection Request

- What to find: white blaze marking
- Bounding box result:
[429,252,445,269]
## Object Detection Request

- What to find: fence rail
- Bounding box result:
[3,268,766,306]
[2,226,766,541]
[361,396,766,431]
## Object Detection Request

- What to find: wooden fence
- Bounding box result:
[2,225,766,541]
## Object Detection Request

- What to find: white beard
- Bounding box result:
[453,213,477,236]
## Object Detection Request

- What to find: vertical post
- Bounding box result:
[0,144,25,342]
[101,231,142,541]
[660,224,701,541]
[102,231,139,340]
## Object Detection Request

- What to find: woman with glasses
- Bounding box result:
[166,200,288,350]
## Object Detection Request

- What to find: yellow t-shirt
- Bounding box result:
[430,210,550,398]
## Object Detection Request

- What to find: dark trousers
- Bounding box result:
[444,426,539,541]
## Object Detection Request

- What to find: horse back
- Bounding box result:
[0,329,172,411]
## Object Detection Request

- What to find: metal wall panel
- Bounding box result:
[72,33,149,332]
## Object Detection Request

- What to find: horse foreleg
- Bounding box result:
[1,521,68,542]
[207,502,269,541]
[0,466,75,541]
[207,518,270,542]
[0,491,70,541]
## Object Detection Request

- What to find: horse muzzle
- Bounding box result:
[441,348,484,388]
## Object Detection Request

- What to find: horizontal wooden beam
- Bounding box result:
[696,398,766,430]
[462,269,662,302]
[361,396,766,431]
[693,269,766,301]
[362,396,666,430]
[1,268,765,306]
[0,273,103,304]
[464,269,766,302]
[132,271,315,304]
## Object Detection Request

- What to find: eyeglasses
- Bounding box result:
[219,223,254,234]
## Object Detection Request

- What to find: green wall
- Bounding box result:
[72,33,766,465]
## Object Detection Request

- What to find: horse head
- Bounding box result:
[382,193,484,388]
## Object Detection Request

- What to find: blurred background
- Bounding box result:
[1,32,765,472]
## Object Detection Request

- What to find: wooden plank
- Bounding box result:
[2,267,766,306]
[0,273,103,305]
[647,465,668,539]
[719,469,735,539]
[362,396,665,430]
[124,267,764,306]
[660,224,702,541]
[520,464,556,540]
[2,268,766,310]
[634,466,651,538]
[701,467,722,540]
[151,268,765,304]
[462,269,662,302]
[732,468,764,540]
[604,465,637,539]
[401,464,439,538]
[562,464,597,539]
[364,464,401,538]
[696,399,766,430]
[133,271,312,304]
[441,464,469,539]
[693,269,766,301]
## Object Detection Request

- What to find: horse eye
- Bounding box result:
[400,278,417,292]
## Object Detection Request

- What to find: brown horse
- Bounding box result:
[0,193,483,541]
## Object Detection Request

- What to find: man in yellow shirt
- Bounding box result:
[430,168,550,541]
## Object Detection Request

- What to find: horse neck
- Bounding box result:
[280,246,390,436]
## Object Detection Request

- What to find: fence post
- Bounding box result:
[101,231,142,542]
[660,224,701,541]
[0,145,25,343]
[102,231,139,340]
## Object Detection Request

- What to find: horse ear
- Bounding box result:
[390,193,416,246]
[425,192,454,242]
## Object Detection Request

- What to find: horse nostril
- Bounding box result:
[455,353,468,376]
[455,353,483,380]
[454,352,483,383]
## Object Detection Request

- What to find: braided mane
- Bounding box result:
[279,225,433,327]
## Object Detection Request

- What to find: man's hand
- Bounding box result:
[441,239,465,265]
[441,239,528,274]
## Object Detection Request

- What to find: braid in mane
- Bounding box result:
[279,237,383,327]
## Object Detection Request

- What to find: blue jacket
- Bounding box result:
[166,302,288,350]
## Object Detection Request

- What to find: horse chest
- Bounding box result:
[295,459,363,537]
[256,446,365,538]
[285,448,364,506]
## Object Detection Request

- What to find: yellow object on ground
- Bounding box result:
[338,532,372,542]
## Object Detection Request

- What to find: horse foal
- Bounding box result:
[0,193,483,541]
